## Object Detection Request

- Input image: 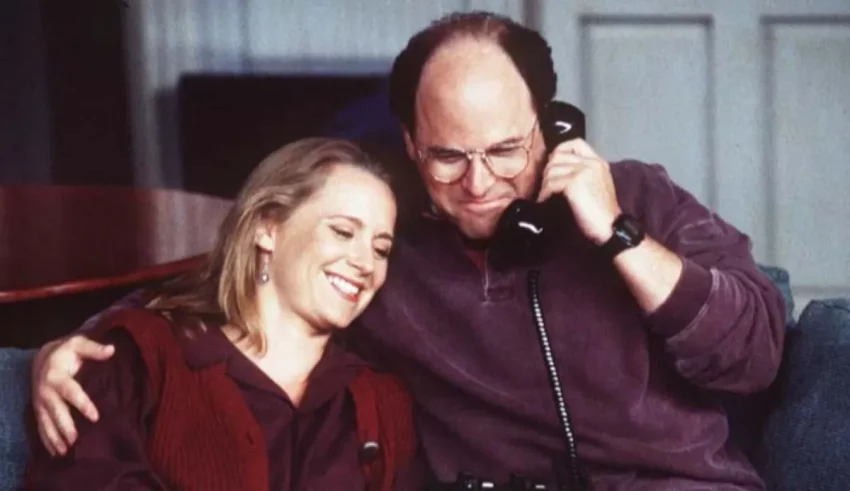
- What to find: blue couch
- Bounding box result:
[1,267,848,490]
[0,348,33,490]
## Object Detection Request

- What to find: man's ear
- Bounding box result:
[402,126,417,162]
[254,221,276,253]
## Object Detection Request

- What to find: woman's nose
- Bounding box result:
[347,241,374,274]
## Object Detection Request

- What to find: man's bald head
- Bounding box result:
[389,11,557,138]
[414,38,536,143]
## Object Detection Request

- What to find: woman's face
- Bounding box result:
[258,164,397,331]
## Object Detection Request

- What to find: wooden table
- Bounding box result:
[0,186,232,348]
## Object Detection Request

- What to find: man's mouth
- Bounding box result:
[464,197,510,214]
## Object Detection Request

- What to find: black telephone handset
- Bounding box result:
[487,101,593,490]
[489,101,586,270]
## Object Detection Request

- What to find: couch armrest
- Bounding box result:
[757,299,850,490]
[757,264,795,324]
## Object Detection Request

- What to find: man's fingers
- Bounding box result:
[542,156,583,181]
[56,377,99,422]
[42,390,80,449]
[71,337,115,361]
[538,161,581,202]
[555,138,600,159]
[35,404,67,456]
[537,174,572,203]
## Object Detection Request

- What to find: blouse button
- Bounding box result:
[359,440,381,463]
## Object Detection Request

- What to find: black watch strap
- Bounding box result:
[600,213,644,258]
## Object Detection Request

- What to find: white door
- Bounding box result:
[540,0,850,313]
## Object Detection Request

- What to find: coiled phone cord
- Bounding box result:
[527,269,591,491]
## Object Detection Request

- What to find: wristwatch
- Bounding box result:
[600,213,644,258]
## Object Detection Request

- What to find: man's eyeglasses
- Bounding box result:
[416,120,538,184]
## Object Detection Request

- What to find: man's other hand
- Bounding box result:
[31,335,115,456]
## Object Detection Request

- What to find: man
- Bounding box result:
[31,11,785,490]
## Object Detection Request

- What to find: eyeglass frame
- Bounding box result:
[414,118,539,184]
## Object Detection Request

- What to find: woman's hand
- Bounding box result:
[31,335,115,455]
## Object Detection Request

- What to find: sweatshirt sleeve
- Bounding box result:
[616,161,787,394]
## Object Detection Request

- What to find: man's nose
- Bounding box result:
[460,154,495,198]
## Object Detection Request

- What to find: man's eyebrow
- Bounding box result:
[426,135,525,153]
[489,134,525,147]
[426,144,464,153]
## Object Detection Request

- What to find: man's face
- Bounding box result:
[403,38,546,240]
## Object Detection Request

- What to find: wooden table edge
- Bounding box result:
[0,254,207,304]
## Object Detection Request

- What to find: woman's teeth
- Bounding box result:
[326,273,361,297]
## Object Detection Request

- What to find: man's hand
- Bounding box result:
[537,138,621,245]
[538,138,684,312]
[31,335,115,456]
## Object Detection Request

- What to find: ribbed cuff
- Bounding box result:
[645,258,713,338]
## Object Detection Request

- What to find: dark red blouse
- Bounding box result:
[25,323,421,490]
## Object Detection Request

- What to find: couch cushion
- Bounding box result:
[757,264,795,324]
[0,348,35,491]
[756,299,850,490]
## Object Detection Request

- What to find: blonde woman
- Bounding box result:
[25,138,419,490]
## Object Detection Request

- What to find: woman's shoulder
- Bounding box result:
[74,317,153,414]
[87,308,189,362]
[89,307,171,335]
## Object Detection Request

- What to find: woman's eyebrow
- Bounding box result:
[329,215,363,226]
[330,215,393,241]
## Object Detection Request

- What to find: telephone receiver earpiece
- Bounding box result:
[489,101,586,270]
[541,100,586,152]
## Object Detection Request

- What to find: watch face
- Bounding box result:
[601,214,645,258]
[614,215,644,247]
[614,227,635,246]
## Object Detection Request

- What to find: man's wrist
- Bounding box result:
[600,213,645,258]
[585,207,622,245]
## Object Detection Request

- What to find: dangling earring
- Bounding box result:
[257,253,270,284]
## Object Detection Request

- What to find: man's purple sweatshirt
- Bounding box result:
[353,160,786,490]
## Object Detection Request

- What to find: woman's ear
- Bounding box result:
[254,221,276,253]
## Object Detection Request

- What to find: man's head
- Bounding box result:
[389,11,557,239]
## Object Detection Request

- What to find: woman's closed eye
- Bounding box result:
[374,246,391,260]
[330,225,354,239]
[330,222,392,259]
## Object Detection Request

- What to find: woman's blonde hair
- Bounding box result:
[147,137,392,353]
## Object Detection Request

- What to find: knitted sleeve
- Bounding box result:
[24,328,167,490]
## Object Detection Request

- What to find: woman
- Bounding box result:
[24,138,419,490]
